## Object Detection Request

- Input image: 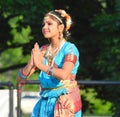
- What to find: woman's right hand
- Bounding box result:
[32,43,44,69]
[17,49,36,82]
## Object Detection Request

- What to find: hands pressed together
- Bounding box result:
[17,42,44,81]
[30,42,44,69]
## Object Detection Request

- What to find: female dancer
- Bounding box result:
[17,9,82,117]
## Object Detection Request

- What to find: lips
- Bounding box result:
[42,30,49,35]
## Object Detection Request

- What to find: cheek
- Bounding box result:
[51,26,59,33]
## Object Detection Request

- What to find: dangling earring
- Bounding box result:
[59,32,63,40]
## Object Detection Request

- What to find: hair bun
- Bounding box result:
[55,9,72,31]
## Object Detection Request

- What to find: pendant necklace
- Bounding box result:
[44,39,66,66]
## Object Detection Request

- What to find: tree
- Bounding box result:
[51,0,120,116]
[90,0,120,116]
[0,0,120,116]
[0,0,53,82]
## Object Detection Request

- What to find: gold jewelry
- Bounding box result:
[59,32,63,40]
[44,39,66,66]
[44,45,59,66]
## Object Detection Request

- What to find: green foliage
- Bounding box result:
[1,0,120,116]
[8,15,33,44]
[91,13,120,32]
[81,88,113,115]
[90,12,120,80]
[1,48,23,67]
[0,0,53,84]
[115,0,120,12]
[89,4,120,116]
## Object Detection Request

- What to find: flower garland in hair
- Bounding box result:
[55,9,72,31]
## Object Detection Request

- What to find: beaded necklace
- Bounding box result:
[44,39,66,66]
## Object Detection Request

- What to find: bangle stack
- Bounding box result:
[47,66,54,76]
[18,68,29,79]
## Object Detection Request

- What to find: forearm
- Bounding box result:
[17,60,35,82]
[23,60,34,75]
[37,63,71,80]
[51,68,67,80]
[16,75,26,82]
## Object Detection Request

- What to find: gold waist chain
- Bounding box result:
[42,81,77,91]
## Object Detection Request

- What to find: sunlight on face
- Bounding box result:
[42,15,61,39]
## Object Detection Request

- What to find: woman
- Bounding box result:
[17,9,82,117]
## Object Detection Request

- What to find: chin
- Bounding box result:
[44,35,51,39]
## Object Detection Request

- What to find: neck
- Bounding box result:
[45,38,66,66]
[50,38,64,49]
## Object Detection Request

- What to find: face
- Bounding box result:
[42,15,60,39]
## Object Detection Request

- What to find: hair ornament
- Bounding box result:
[47,12,63,23]
[55,9,72,31]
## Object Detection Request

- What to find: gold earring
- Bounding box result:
[59,32,63,39]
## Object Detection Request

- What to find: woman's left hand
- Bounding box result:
[32,42,44,69]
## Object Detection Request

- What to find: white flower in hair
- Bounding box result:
[61,10,66,17]
[55,9,66,17]
[56,9,72,31]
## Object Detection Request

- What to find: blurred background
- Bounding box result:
[0,0,120,117]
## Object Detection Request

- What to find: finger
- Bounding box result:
[35,42,39,49]
[31,49,34,54]
[31,52,33,58]
[34,43,37,49]
[32,48,35,54]
[34,42,38,46]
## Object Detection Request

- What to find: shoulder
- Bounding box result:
[64,42,78,49]
[63,42,79,55]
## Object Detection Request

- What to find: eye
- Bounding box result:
[48,22,52,25]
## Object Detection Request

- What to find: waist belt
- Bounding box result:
[42,81,77,91]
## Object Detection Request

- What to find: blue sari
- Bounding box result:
[31,41,82,117]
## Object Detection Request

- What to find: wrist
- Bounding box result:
[37,63,49,73]
[18,69,28,79]
[47,66,54,76]
[28,60,34,68]
[23,63,33,76]
[22,68,29,76]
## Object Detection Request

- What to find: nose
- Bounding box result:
[42,23,47,29]
[42,24,48,33]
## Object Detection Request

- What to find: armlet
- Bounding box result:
[64,54,77,64]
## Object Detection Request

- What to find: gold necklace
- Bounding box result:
[44,39,66,66]
[44,45,59,66]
